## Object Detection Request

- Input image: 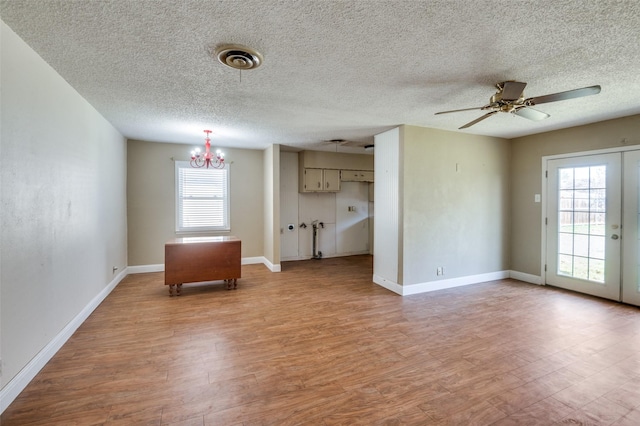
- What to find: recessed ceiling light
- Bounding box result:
[214,44,263,70]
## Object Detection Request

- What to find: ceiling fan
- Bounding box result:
[435,81,601,129]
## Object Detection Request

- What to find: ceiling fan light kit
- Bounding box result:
[435,81,601,129]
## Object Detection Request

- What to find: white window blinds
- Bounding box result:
[175,162,230,232]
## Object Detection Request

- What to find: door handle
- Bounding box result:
[611,234,619,240]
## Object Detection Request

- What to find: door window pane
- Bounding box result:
[590,259,605,283]
[574,257,589,280]
[573,234,589,257]
[558,233,574,255]
[589,236,605,259]
[559,169,574,189]
[590,213,605,236]
[558,254,574,276]
[556,165,606,283]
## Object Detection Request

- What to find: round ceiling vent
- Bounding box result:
[214,44,263,70]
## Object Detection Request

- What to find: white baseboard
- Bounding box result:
[509,270,543,285]
[372,274,403,295]
[402,270,510,296]
[241,256,264,265]
[242,256,281,272]
[127,257,281,274]
[127,264,164,274]
[374,270,511,296]
[289,251,371,262]
[0,268,128,414]
[262,257,281,272]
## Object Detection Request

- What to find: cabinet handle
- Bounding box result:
[317,182,321,188]
[326,181,329,188]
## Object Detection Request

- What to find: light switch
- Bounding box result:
[534,194,541,203]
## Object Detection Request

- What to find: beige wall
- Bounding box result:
[299,150,374,170]
[401,125,511,286]
[127,140,265,265]
[1,20,127,390]
[510,115,640,276]
[262,145,280,267]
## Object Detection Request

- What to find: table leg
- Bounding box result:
[168,285,174,297]
[233,278,238,289]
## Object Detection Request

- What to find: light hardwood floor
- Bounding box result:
[3,255,640,425]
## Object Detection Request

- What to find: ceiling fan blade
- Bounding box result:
[501,81,527,101]
[514,107,550,121]
[459,111,498,129]
[527,85,601,105]
[435,106,486,115]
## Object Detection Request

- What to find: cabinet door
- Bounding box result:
[324,169,341,191]
[341,170,374,182]
[304,168,323,191]
[341,170,360,181]
[359,171,374,182]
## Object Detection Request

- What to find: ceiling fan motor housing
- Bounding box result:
[491,81,526,109]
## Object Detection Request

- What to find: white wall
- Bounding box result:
[0,20,127,407]
[336,182,370,254]
[299,192,337,257]
[280,152,299,260]
[372,127,402,291]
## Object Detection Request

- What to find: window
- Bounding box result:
[556,165,606,283]
[175,161,230,232]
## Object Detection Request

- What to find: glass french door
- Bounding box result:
[546,150,640,306]
[622,150,640,306]
[546,153,622,301]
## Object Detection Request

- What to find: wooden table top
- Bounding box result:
[166,235,240,245]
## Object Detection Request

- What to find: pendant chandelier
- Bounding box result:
[190,130,225,169]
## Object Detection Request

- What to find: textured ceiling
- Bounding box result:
[1,0,639,152]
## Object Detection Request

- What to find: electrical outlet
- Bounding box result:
[437,267,444,276]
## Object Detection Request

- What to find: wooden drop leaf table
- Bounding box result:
[164,236,241,296]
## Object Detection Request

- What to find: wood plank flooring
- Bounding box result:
[3,255,640,425]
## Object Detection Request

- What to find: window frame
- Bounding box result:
[175,161,230,233]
